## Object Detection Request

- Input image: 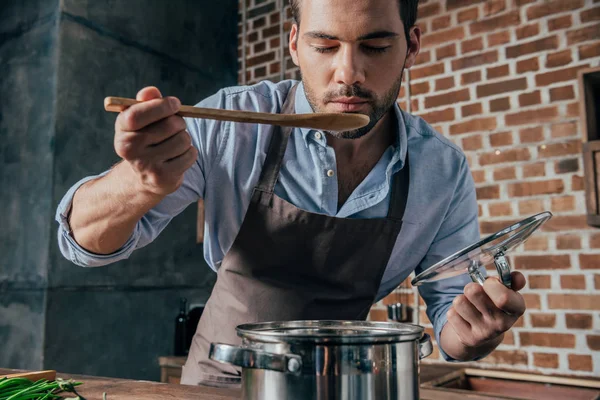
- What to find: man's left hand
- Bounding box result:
[440,271,526,361]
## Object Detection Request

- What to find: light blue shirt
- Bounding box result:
[56,79,480,360]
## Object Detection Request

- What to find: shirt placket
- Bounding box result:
[311,131,338,216]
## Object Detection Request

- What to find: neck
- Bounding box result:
[327,109,396,160]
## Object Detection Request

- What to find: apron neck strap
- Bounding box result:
[256,84,299,193]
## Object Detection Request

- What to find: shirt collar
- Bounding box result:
[293,80,408,170]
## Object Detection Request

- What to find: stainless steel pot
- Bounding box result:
[209,320,433,400]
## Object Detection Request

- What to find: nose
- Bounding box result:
[333,45,366,86]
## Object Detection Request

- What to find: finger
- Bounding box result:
[483,278,526,316]
[452,294,483,325]
[149,130,193,162]
[139,115,188,145]
[118,96,181,132]
[464,282,501,318]
[511,271,526,291]
[164,146,198,174]
[136,86,163,101]
[446,307,474,346]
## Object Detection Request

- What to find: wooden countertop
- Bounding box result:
[0,365,458,399]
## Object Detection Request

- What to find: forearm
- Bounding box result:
[69,161,165,254]
[439,322,503,361]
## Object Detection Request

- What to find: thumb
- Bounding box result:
[136,86,163,102]
[511,271,526,291]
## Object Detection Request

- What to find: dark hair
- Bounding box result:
[289,0,419,40]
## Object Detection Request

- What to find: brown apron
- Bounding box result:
[181,84,411,387]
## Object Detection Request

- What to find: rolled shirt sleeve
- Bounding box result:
[55,89,229,267]
[415,156,482,361]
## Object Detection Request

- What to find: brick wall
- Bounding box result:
[237,0,600,376]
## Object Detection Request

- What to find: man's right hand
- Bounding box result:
[114,86,198,197]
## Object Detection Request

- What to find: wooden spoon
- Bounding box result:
[104,97,370,132]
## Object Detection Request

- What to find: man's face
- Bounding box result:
[289,0,416,139]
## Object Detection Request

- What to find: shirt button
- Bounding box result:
[327,169,335,177]
[315,132,322,140]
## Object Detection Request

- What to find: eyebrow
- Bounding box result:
[304,30,400,41]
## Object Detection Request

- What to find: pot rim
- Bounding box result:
[236,320,424,344]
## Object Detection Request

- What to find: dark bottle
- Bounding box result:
[174,297,188,356]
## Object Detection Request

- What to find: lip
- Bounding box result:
[329,97,369,104]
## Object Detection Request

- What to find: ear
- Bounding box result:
[289,23,300,67]
[404,25,421,69]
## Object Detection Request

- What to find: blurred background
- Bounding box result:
[1,0,599,382]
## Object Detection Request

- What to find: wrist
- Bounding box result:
[440,324,503,361]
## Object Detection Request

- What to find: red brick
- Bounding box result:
[436,43,457,60]
[526,0,585,20]
[528,274,551,289]
[531,313,556,328]
[419,2,442,18]
[450,117,497,135]
[538,140,581,158]
[579,42,600,60]
[548,15,573,31]
[470,11,520,35]
[566,313,593,329]
[516,23,540,40]
[591,234,600,248]
[415,50,432,66]
[476,185,500,200]
[447,0,486,10]
[246,51,276,67]
[520,332,575,348]
[566,101,581,117]
[382,291,414,306]
[567,23,600,45]
[488,30,511,47]
[487,64,510,79]
[451,50,498,71]
[417,108,456,124]
[580,254,600,270]
[554,158,579,174]
[514,254,570,270]
[516,57,539,73]
[490,97,511,112]
[477,77,527,98]
[548,294,600,310]
[523,293,541,309]
[547,50,573,68]
[524,236,549,251]
[480,219,520,234]
[485,350,528,366]
[471,169,486,183]
[269,12,279,25]
[425,88,468,108]
[506,36,559,58]
[463,136,483,152]
[535,64,590,86]
[587,335,600,350]
[581,6,600,22]
[568,354,593,372]
[461,70,482,84]
[410,81,430,96]
[369,308,388,321]
[505,106,559,126]
[551,121,578,138]
[484,0,507,16]
[522,162,546,177]
[519,199,545,214]
[533,353,559,368]
[519,91,542,107]
[262,25,280,39]
[458,7,480,23]
[503,331,515,345]
[489,201,513,216]
[596,274,600,289]
[462,37,484,54]
[268,61,280,75]
[493,165,516,179]
[411,62,446,79]
[509,179,564,197]
[543,214,588,231]
[490,131,513,146]
[462,103,483,118]
[432,15,451,31]
[552,195,576,212]
[515,0,537,5]
[550,85,576,102]
[479,148,531,166]
[422,27,466,48]
[561,274,586,289]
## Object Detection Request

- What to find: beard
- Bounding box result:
[302,71,404,139]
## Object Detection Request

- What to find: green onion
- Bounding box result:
[0,377,85,400]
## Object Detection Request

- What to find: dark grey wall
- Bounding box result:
[1,0,238,381]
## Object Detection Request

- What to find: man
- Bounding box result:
[56,0,527,387]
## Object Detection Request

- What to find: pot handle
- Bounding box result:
[209,343,303,375]
[419,333,433,359]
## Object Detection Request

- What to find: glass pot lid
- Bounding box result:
[411,212,553,288]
